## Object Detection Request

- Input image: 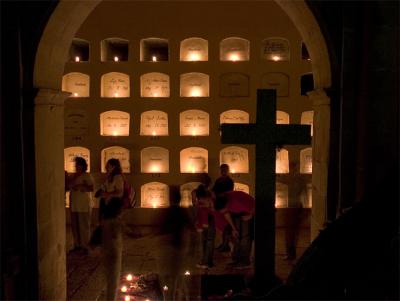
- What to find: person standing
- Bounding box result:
[97,158,124,301]
[69,156,94,255]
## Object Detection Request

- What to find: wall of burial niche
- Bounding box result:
[63,35,313,209]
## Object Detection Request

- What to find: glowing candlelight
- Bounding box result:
[121,285,128,293]
[231,168,236,174]
[73,93,78,97]
[151,165,160,173]
[272,55,280,61]
[190,165,196,173]
[153,92,158,97]
[152,130,157,136]
[112,131,118,136]
[190,88,201,97]
[124,296,130,301]
[163,285,168,291]
[152,202,158,208]
[75,56,80,62]
[184,270,190,276]
[152,56,157,62]
[114,92,119,97]
[114,56,119,62]
[189,52,200,61]
[191,129,197,136]
[126,274,133,281]
[229,53,240,62]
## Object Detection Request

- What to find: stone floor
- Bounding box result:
[67,225,309,300]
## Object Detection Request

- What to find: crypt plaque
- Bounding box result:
[141,182,169,208]
[220,37,250,61]
[301,111,314,136]
[100,110,130,136]
[180,147,208,173]
[65,109,89,136]
[234,182,250,194]
[180,73,209,97]
[180,110,209,136]
[276,111,289,124]
[140,110,168,136]
[62,72,89,97]
[141,72,170,97]
[261,73,289,97]
[276,148,289,174]
[220,146,249,173]
[101,72,130,98]
[180,38,208,61]
[64,146,90,172]
[275,182,288,208]
[220,73,249,97]
[300,147,312,174]
[180,182,201,207]
[101,146,130,173]
[141,147,169,173]
[220,110,249,124]
[262,38,290,61]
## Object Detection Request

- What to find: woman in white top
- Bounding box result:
[98,158,124,301]
[69,156,94,254]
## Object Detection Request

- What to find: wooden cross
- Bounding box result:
[221,89,311,292]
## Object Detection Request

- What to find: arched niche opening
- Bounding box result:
[220,110,249,124]
[180,182,202,207]
[220,146,249,174]
[301,110,314,136]
[180,73,209,97]
[180,37,208,61]
[234,182,250,194]
[100,110,130,136]
[101,146,130,173]
[140,110,168,136]
[276,182,288,208]
[62,72,90,97]
[140,38,169,62]
[140,72,170,97]
[141,147,169,173]
[300,147,312,174]
[276,110,290,124]
[101,37,129,62]
[141,182,170,208]
[180,109,209,136]
[261,73,289,97]
[261,37,290,61]
[276,148,289,174]
[100,72,130,98]
[69,38,89,62]
[180,147,208,173]
[64,146,90,173]
[220,37,250,61]
[220,73,249,97]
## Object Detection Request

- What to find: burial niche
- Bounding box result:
[141,182,170,208]
[141,147,169,173]
[180,147,208,173]
[180,110,209,136]
[140,110,168,136]
[301,73,314,95]
[180,38,208,61]
[276,111,290,124]
[180,182,201,207]
[276,148,289,174]
[101,146,130,173]
[234,182,250,194]
[220,110,249,124]
[100,110,130,136]
[275,182,288,208]
[140,38,169,62]
[101,38,129,62]
[140,72,170,97]
[220,37,250,61]
[69,38,89,62]
[100,72,130,98]
[65,109,89,136]
[64,146,90,172]
[62,72,89,97]
[301,110,314,136]
[180,73,209,97]
[261,73,289,97]
[220,146,249,173]
[261,38,290,61]
[220,73,249,97]
[300,147,312,174]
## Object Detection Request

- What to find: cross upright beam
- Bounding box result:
[221,89,311,293]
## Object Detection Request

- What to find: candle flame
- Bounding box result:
[73,93,78,97]
[190,88,201,97]
[184,270,190,276]
[114,92,119,97]
[188,52,200,61]
[163,285,168,291]
[75,56,80,62]
[192,129,197,136]
[272,55,280,61]
[112,131,118,136]
[126,274,133,281]
[152,56,157,62]
[121,285,128,293]
[152,131,156,136]
[124,296,130,301]
[114,56,119,62]
[231,168,236,174]
[229,53,240,62]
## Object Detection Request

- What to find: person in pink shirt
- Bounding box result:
[214,190,255,269]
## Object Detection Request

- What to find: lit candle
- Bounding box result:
[114,92,119,97]
[229,53,240,62]
[152,201,158,208]
[190,165,196,173]
[190,88,201,97]
[272,55,280,61]
[121,285,128,293]
[152,56,157,62]
[73,93,78,97]
[151,165,160,173]
[184,270,190,276]
[191,129,197,136]
[189,52,200,61]
[152,130,157,136]
[114,56,119,62]
[231,168,236,174]
[153,92,158,97]
[163,285,168,291]
[75,56,80,62]
[126,274,133,281]
[112,130,118,136]
[124,296,130,301]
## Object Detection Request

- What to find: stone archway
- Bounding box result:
[33,1,331,299]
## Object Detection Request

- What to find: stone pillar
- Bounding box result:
[34,89,69,300]
[308,89,330,240]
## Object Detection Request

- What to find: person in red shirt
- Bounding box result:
[214,191,255,269]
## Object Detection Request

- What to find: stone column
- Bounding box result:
[34,89,69,300]
[307,89,330,240]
